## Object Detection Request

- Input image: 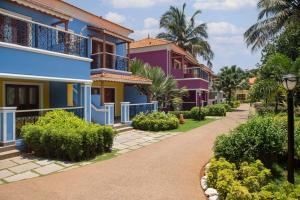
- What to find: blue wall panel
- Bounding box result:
[49,82,67,108]
[0,47,91,80]
[6,112,14,141]
[124,86,147,104]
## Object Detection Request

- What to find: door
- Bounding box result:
[6,84,39,111]
[104,88,115,103]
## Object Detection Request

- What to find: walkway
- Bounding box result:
[0,104,249,200]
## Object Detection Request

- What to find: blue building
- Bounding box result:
[0,0,154,149]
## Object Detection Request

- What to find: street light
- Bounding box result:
[282,74,297,184]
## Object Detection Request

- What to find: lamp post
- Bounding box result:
[282,74,297,184]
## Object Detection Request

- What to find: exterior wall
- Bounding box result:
[124,85,147,104]
[130,50,168,74]
[0,46,91,80]
[235,89,250,100]
[0,78,50,108]
[92,81,124,117]
[177,79,209,90]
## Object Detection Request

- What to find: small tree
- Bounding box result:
[215,66,245,103]
[130,59,187,109]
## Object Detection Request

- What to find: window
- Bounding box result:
[237,94,246,101]
[92,88,101,95]
[173,60,182,69]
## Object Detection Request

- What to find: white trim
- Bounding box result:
[3,110,7,143]
[129,103,154,106]
[91,68,132,75]
[175,78,209,82]
[0,42,92,62]
[130,44,170,54]
[3,81,44,109]
[0,73,92,84]
[15,106,84,113]
[93,77,151,85]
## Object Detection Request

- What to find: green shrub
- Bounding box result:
[22,110,116,161]
[220,103,232,112]
[190,107,206,120]
[204,104,227,116]
[168,110,192,119]
[229,100,241,109]
[132,112,179,131]
[214,116,286,164]
[207,158,273,200]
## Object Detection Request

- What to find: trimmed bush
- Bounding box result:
[190,107,206,120]
[207,158,272,200]
[168,110,192,119]
[229,100,241,108]
[220,103,232,112]
[214,116,286,164]
[21,110,116,161]
[204,104,227,116]
[132,112,179,131]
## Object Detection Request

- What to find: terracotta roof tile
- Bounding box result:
[91,73,152,85]
[130,38,172,49]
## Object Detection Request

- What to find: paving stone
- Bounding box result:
[113,144,128,150]
[56,161,75,167]
[0,169,15,179]
[59,165,80,172]
[4,171,39,182]
[128,145,142,150]
[79,162,92,166]
[11,157,34,165]
[35,159,54,166]
[9,162,40,173]
[139,142,154,146]
[34,163,64,175]
[123,141,139,147]
[118,149,131,154]
[0,160,17,170]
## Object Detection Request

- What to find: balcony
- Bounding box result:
[91,52,129,71]
[0,11,88,57]
[183,67,209,81]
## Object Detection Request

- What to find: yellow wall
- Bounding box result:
[235,89,250,100]
[0,79,50,108]
[92,81,124,117]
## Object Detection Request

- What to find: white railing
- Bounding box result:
[121,101,158,123]
[91,103,114,125]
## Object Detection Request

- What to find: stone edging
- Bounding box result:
[200,162,219,200]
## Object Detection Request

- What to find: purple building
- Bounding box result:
[130,38,214,110]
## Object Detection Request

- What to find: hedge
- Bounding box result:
[190,107,206,120]
[21,110,116,161]
[168,110,192,119]
[206,158,300,200]
[132,112,179,131]
[204,104,227,116]
[214,116,286,164]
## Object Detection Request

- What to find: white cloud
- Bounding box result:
[207,22,244,35]
[144,17,159,29]
[108,0,172,8]
[104,12,126,24]
[193,0,257,10]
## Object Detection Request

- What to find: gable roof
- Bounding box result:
[10,0,133,37]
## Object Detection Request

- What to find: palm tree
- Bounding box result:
[244,0,300,51]
[157,3,214,67]
[215,66,245,103]
[130,59,187,108]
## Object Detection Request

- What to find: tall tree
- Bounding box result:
[157,3,214,66]
[244,0,300,51]
[215,66,245,103]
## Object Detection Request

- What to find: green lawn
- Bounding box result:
[167,118,216,133]
[90,150,119,163]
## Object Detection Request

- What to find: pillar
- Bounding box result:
[81,83,92,122]
[121,102,130,123]
[0,107,17,146]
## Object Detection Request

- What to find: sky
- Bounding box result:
[65,0,261,73]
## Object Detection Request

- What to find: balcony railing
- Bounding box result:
[0,11,88,57]
[184,67,209,80]
[91,52,129,71]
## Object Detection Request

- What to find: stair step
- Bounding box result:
[0,145,17,153]
[116,127,134,134]
[113,123,130,129]
[0,149,20,160]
